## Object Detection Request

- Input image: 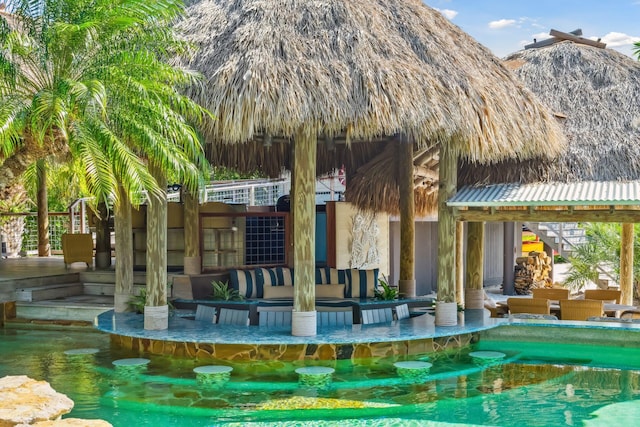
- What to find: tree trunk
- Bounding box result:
[466,222,484,290]
[36,160,50,257]
[398,134,416,297]
[114,186,133,312]
[145,163,168,330]
[0,134,67,191]
[291,126,316,336]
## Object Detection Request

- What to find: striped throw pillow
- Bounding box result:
[345,268,379,298]
[315,267,346,285]
[228,269,258,299]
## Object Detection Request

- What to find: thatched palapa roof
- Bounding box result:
[178,0,564,214]
[460,40,640,185]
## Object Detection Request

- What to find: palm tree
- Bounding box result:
[0,0,209,204]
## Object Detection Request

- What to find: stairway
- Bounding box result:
[524,222,587,259]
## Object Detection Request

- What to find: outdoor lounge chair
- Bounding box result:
[61,233,93,268]
[584,289,622,303]
[395,304,411,320]
[317,310,353,327]
[507,297,551,315]
[560,299,604,321]
[217,308,250,326]
[258,310,292,327]
[361,307,394,324]
[195,305,216,323]
[531,288,570,301]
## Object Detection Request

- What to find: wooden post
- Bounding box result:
[502,222,516,295]
[620,223,634,305]
[183,188,201,274]
[114,185,133,312]
[94,202,111,269]
[291,126,316,336]
[455,221,464,305]
[36,160,50,257]
[437,145,457,303]
[398,134,416,297]
[466,222,484,290]
[145,163,168,330]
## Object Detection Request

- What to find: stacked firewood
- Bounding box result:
[514,251,553,295]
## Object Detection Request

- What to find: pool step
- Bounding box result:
[15,296,113,322]
[15,282,84,302]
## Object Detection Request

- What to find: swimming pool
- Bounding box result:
[1,327,640,426]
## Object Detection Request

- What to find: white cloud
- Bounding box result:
[435,8,458,20]
[489,19,517,30]
[596,32,640,47]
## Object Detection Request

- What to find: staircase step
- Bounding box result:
[83,282,146,296]
[14,282,84,302]
[15,297,112,322]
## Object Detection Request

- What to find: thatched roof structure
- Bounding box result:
[460,40,640,185]
[178,0,564,213]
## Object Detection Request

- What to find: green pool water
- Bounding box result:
[1,328,640,426]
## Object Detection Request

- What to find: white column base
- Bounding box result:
[144,305,169,330]
[113,292,131,313]
[435,302,458,326]
[292,310,317,336]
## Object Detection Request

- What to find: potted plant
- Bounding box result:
[374,275,399,301]
[128,287,175,314]
[211,280,244,301]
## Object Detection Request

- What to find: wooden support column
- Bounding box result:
[455,221,464,306]
[502,222,516,295]
[183,189,201,275]
[94,202,111,269]
[114,185,133,312]
[465,221,485,309]
[145,163,168,330]
[437,145,457,302]
[291,126,316,336]
[36,160,50,257]
[398,134,416,297]
[620,223,634,305]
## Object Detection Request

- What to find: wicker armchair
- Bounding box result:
[532,288,570,301]
[560,299,604,321]
[61,233,93,268]
[507,297,551,315]
[584,289,622,303]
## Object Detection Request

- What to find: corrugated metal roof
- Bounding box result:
[448,181,640,207]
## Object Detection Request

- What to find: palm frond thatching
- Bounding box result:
[460,41,640,185]
[178,0,563,161]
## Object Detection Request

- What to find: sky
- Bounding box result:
[426,0,640,58]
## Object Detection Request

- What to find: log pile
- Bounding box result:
[514,251,553,295]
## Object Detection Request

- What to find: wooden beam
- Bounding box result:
[456,209,640,223]
[413,165,438,181]
[525,28,583,49]
[550,29,606,48]
[183,188,200,275]
[413,145,438,165]
[399,134,416,297]
[437,145,457,303]
[620,223,634,305]
[455,221,464,306]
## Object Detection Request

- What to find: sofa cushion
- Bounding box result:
[316,284,346,299]
[315,267,346,285]
[346,268,379,298]
[275,267,294,286]
[228,269,258,299]
[255,268,278,298]
[263,284,294,299]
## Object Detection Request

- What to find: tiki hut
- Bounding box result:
[454,36,640,303]
[177,0,564,333]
